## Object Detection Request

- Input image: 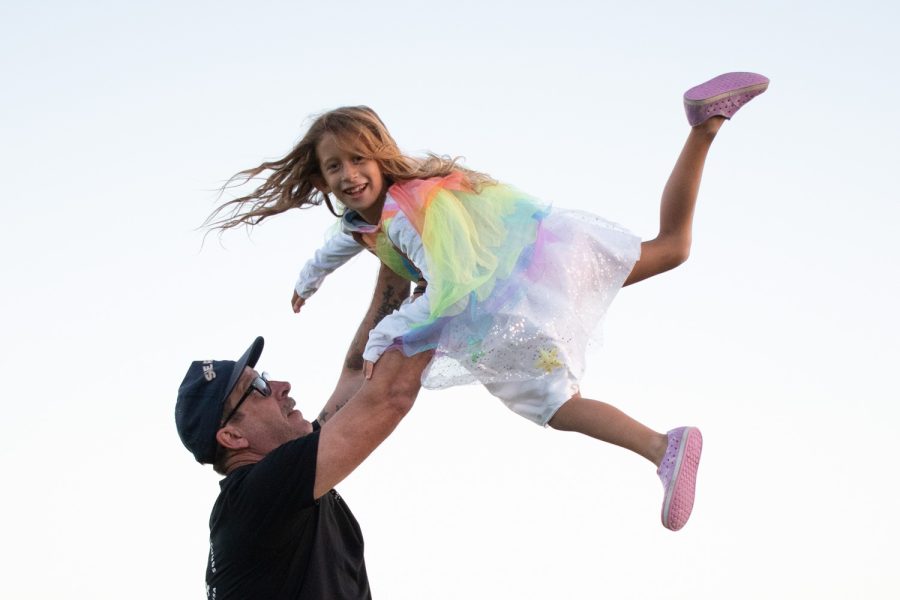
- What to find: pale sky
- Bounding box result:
[2,1,898,598]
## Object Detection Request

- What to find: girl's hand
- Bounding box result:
[291,291,306,314]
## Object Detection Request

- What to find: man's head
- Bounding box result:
[176,337,312,473]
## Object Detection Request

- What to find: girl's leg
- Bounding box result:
[623,116,725,287]
[550,393,703,531]
[547,393,669,466]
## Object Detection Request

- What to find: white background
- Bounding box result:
[2,1,898,598]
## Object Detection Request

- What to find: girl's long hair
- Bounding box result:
[206,106,495,231]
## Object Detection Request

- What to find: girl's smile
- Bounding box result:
[316,133,386,224]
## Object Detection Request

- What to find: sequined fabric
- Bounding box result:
[422,209,639,388]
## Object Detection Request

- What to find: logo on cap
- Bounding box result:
[202,360,216,382]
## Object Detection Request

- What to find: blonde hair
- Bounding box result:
[206,106,495,230]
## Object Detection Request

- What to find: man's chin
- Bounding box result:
[291,414,314,436]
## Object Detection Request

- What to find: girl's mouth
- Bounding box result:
[343,183,367,198]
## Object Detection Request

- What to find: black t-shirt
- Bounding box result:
[205,430,370,599]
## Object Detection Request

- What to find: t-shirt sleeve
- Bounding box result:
[238,431,322,529]
[210,432,334,584]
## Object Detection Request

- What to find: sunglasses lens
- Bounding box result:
[257,372,272,397]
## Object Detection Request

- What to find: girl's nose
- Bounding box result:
[342,161,359,180]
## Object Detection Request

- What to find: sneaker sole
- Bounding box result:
[661,427,703,531]
[683,72,769,126]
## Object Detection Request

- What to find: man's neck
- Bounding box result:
[224,450,264,474]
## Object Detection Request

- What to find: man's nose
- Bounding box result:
[272,380,291,396]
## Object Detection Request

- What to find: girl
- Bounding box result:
[209,72,769,531]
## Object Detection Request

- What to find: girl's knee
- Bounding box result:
[547,393,582,431]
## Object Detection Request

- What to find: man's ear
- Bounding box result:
[216,426,250,451]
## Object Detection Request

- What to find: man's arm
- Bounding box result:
[314,348,431,498]
[316,263,410,425]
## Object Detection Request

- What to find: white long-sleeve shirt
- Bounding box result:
[294,204,455,363]
[293,230,364,300]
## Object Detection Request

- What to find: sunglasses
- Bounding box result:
[220,372,271,427]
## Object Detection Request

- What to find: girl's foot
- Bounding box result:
[657,426,703,531]
[683,72,769,126]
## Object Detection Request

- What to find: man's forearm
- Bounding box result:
[312,348,431,498]
[316,264,409,424]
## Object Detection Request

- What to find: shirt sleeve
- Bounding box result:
[362,213,466,362]
[363,290,434,362]
[294,230,364,299]
[243,431,321,511]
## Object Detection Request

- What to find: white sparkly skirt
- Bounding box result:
[418,209,641,390]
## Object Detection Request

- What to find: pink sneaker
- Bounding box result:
[683,72,769,126]
[658,426,703,531]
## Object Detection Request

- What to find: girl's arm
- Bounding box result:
[292,230,364,312]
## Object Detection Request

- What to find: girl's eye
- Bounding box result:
[326,163,339,172]
[352,156,365,164]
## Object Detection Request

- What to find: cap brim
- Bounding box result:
[222,336,265,407]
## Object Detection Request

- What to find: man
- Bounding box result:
[176,266,428,599]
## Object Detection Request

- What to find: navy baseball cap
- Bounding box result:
[175,336,265,464]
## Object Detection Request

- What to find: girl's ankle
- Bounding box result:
[650,432,669,466]
[693,115,726,136]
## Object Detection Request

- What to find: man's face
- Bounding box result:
[223,367,313,454]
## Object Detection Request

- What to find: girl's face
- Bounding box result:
[316,133,386,224]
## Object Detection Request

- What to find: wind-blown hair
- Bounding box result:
[206,106,495,230]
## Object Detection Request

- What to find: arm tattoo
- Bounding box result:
[342,282,407,371]
[318,397,349,424]
[345,350,365,371]
[376,282,406,322]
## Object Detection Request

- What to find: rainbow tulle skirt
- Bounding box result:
[388,175,642,389]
